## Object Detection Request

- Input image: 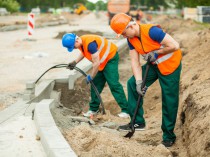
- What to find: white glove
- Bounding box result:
[136,80,148,96]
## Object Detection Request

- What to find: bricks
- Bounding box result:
[34,99,77,157]
[26,80,36,89]
[23,80,36,100]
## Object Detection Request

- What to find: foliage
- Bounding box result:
[176,0,210,8]
[131,0,210,9]
[85,2,95,10]
[95,1,107,11]
[0,0,20,12]
[131,0,169,10]
[11,0,210,13]
[16,0,87,12]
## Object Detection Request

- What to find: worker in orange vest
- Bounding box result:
[110,13,182,147]
[62,33,129,118]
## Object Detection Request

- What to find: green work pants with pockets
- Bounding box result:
[89,52,128,113]
[127,63,182,142]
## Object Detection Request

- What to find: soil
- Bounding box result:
[1,12,210,157]
[51,49,172,156]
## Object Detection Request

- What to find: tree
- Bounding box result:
[95,0,107,10]
[0,0,20,12]
[86,2,95,11]
[131,0,169,10]
[16,0,87,12]
[176,0,210,8]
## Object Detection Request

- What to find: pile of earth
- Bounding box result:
[155,15,210,156]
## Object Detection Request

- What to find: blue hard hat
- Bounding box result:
[62,33,76,52]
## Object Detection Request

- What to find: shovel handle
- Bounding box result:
[125,59,151,138]
[131,62,150,129]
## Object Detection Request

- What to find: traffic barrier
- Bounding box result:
[28,13,35,36]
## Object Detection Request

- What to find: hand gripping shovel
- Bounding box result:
[124,59,151,138]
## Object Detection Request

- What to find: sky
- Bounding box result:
[87,0,107,3]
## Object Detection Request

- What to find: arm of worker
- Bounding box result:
[157,34,180,54]
[75,52,84,63]
[91,52,100,78]
[149,26,179,55]
[130,49,148,96]
[67,53,84,70]
[89,41,100,78]
[127,39,142,80]
[128,39,147,96]
[130,49,142,81]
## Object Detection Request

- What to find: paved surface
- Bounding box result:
[0,115,46,157]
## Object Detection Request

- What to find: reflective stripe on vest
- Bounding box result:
[154,52,174,64]
[98,36,105,53]
[98,36,111,64]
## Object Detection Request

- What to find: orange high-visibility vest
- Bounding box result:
[79,35,117,71]
[128,24,182,75]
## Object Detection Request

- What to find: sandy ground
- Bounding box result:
[0,116,46,157]
[1,12,210,157]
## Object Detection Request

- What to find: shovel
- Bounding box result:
[124,59,151,138]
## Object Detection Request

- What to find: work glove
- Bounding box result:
[144,50,159,62]
[85,75,93,84]
[67,61,77,70]
[136,80,148,96]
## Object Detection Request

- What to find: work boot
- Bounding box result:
[118,112,130,118]
[161,140,175,148]
[118,123,145,131]
[83,110,99,117]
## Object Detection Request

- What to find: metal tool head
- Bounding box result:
[124,125,135,138]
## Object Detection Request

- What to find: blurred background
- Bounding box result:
[1,0,210,23]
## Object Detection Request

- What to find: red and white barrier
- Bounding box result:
[27,13,35,36]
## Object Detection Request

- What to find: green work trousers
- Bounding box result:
[89,52,128,113]
[127,63,182,142]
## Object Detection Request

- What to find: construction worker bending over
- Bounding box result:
[110,13,182,147]
[62,33,129,118]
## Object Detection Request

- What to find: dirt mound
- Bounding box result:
[178,25,210,157]
[156,15,210,156]
[53,81,90,116]
[66,124,171,157]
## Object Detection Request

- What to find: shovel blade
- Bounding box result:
[124,124,135,138]
[124,131,135,138]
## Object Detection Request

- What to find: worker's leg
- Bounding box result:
[127,64,158,124]
[103,52,128,113]
[89,71,106,111]
[158,63,182,142]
